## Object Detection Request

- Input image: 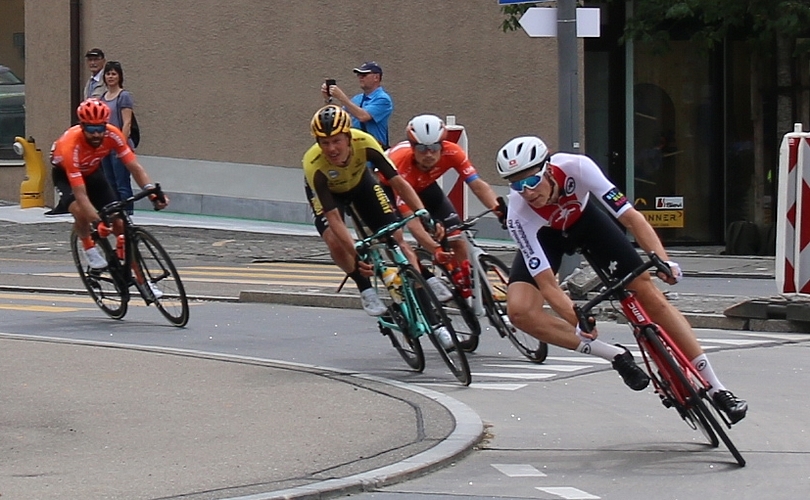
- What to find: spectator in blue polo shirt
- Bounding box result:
[322,61,393,149]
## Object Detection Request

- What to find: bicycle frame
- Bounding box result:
[443,211,494,318]
[352,210,432,339]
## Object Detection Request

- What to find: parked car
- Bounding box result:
[0,65,25,160]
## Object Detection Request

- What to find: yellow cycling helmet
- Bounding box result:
[311,104,352,138]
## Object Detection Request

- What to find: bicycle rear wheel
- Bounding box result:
[131,228,190,327]
[416,248,480,352]
[478,254,548,363]
[402,265,471,386]
[643,328,745,466]
[70,230,129,319]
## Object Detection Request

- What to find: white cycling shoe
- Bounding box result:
[435,326,455,350]
[427,276,453,302]
[84,246,108,270]
[360,288,387,316]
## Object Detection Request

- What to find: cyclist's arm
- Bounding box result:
[467,177,499,210]
[368,148,426,214]
[123,159,169,208]
[618,207,670,261]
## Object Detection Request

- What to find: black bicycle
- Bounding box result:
[70,185,190,327]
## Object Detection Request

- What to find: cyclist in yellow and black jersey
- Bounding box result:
[303,104,436,316]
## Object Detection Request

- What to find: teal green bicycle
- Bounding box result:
[352,208,471,386]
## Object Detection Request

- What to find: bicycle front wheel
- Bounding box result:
[379,303,425,372]
[401,265,471,386]
[643,328,745,466]
[416,248,481,353]
[131,227,190,327]
[70,230,129,319]
[478,254,548,363]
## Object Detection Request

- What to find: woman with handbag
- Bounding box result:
[100,60,136,214]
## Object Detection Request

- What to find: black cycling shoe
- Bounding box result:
[612,346,650,391]
[713,390,748,424]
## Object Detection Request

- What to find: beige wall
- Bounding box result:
[23,0,575,186]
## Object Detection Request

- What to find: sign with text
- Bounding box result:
[640,210,684,228]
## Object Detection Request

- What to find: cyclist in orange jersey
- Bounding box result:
[386,114,507,268]
[51,99,167,269]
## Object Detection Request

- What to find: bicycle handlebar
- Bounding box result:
[354,208,428,254]
[98,184,165,219]
[574,252,672,332]
[439,208,495,236]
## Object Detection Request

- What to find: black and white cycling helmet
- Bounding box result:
[496,136,550,179]
[406,114,447,144]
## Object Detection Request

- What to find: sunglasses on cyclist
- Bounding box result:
[510,173,546,193]
[81,124,106,134]
[414,143,442,154]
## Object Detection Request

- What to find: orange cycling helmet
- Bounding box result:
[77,98,110,125]
[311,104,352,138]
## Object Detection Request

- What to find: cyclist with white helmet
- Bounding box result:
[496,135,747,423]
[387,114,507,279]
[303,104,433,317]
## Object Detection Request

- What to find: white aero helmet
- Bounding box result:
[496,136,550,178]
[406,114,447,144]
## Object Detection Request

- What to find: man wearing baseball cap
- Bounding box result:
[83,48,107,99]
[321,61,393,149]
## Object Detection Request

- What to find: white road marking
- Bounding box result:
[472,372,555,380]
[468,383,528,390]
[545,356,611,364]
[491,463,546,477]
[537,486,600,499]
[484,363,589,372]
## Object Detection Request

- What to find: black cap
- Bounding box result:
[85,48,105,58]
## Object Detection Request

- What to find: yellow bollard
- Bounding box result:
[13,136,46,208]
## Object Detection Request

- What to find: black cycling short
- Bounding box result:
[509,201,642,287]
[305,168,399,236]
[52,166,118,212]
[418,182,461,230]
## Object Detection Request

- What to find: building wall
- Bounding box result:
[17,0,582,223]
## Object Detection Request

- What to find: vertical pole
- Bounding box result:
[557,0,579,154]
[557,0,581,280]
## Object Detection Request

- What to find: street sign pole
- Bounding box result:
[556,0,581,279]
[557,0,579,154]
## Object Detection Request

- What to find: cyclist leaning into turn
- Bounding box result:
[497,135,747,424]
[51,99,167,276]
[386,114,507,292]
[303,104,441,318]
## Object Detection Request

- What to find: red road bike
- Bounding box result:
[574,249,745,466]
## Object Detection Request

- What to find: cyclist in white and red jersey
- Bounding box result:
[51,99,167,270]
[498,135,747,424]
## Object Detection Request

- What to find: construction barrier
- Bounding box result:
[442,115,468,220]
[776,124,810,295]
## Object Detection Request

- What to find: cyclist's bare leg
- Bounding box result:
[393,229,422,270]
[449,238,469,263]
[506,282,588,350]
[322,226,362,274]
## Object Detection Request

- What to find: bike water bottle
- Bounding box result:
[381,267,402,303]
[116,235,125,260]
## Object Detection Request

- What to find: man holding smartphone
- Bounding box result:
[321,61,393,149]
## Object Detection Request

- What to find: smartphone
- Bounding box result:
[325,79,336,96]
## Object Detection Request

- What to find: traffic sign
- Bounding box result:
[519,7,601,37]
